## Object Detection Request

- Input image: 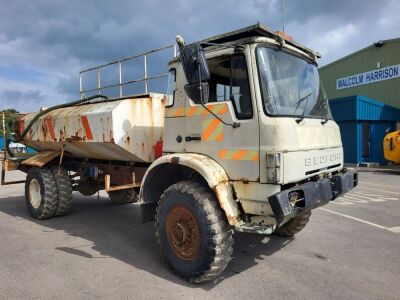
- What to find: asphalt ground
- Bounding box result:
[0,168,399,299]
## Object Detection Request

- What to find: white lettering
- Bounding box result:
[336,64,400,90]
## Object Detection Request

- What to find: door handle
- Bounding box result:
[185,135,201,142]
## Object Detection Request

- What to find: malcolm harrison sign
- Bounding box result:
[336,64,400,90]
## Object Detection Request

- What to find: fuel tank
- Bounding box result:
[16,94,165,162]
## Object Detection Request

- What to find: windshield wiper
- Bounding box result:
[295,92,311,123]
[317,97,329,125]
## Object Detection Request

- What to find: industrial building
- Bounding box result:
[319,38,400,164]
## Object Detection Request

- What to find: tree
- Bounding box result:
[0,109,20,137]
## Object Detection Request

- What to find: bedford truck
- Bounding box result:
[1,24,358,283]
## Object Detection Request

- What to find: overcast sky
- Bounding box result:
[0,0,399,112]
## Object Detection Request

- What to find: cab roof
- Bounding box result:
[189,23,319,59]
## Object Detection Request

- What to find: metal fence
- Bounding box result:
[79,44,177,98]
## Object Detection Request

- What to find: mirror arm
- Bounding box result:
[195,45,240,129]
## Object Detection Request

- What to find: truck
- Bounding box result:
[1,24,358,283]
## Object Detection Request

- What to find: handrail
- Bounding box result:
[79,44,176,98]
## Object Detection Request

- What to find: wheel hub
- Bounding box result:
[29,179,41,209]
[166,204,200,261]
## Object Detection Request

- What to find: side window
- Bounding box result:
[207,55,252,119]
[166,69,176,107]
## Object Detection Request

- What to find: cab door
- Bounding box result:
[184,52,260,181]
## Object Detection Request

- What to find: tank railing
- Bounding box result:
[79,44,177,99]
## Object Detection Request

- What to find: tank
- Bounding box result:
[16,93,166,162]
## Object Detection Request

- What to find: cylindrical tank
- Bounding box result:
[16,94,166,162]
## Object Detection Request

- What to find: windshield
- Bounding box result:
[257,47,331,119]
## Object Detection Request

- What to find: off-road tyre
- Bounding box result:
[155,181,234,283]
[51,166,73,216]
[25,168,58,220]
[275,209,312,236]
[108,189,137,204]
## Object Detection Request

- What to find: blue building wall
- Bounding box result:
[330,95,400,164]
[338,121,358,163]
[369,122,395,163]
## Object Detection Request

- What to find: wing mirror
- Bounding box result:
[180,43,210,104]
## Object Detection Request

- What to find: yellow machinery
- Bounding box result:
[384,130,400,164]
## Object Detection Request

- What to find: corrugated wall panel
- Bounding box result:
[356,96,400,120]
[370,122,395,163]
[337,121,358,163]
[329,96,357,121]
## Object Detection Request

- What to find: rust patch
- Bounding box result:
[166,204,201,260]
[213,183,241,225]
[14,119,25,138]
[227,215,241,225]
[41,121,47,141]
[43,117,56,141]
[125,136,131,148]
[66,135,85,142]
[59,129,65,141]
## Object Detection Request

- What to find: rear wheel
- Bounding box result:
[156,181,233,283]
[275,209,312,236]
[25,168,58,219]
[108,188,137,204]
[51,166,73,216]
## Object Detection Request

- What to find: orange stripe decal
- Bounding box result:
[202,119,221,141]
[251,153,260,161]
[45,117,56,141]
[187,106,197,116]
[232,150,247,160]
[174,107,185,117]
[218,149,259,161]
[218,105,227,114]
[219,149,228,159]
[215,132,224,141]
[81,116,93,140]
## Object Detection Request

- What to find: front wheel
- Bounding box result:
[156,181,233,283]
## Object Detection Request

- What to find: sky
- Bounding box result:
[0,0,399,112]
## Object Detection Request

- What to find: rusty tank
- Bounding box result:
[16,93,165,162]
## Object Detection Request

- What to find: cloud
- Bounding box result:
[0,89,47,112]
[0,0,399,112]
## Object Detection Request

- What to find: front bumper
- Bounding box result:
[268,169,358,224]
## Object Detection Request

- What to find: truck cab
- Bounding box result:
[153,24,357,231]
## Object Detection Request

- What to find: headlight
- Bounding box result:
[266,153,281,183]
